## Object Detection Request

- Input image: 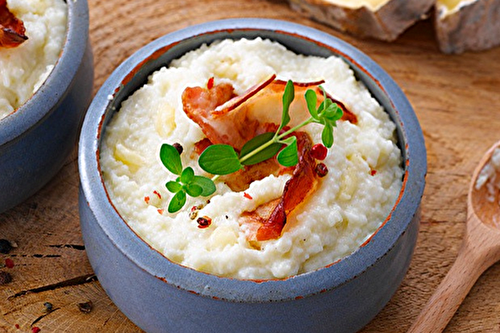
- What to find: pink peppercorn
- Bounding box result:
[5,258,14,268]
[310,143,328,160]
[197,216,212,229]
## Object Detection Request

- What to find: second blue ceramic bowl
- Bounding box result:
[79,19,426,333]
[0,0,94,213]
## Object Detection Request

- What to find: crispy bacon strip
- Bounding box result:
[183,76,357,152]
[0,0,28,48]
[182,76,356,240]
[182,80,258,151]
[240,132,318,241]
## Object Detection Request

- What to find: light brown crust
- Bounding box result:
[288,0,434,41]
[435,0,500,54]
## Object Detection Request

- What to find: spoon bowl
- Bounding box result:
[409,140,500,333]
[470,142,500,229]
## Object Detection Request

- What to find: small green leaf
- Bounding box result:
[324,104,343,122]
[317,100,326,116]
[191,176,216,197]
[277,136,298,167]
[323,96,332,110]
[305,89,318,119]
[278,80,294,132]
[160,144,183,175]
[185,183,203,197]
[166,180,182,193]
[322,124,334,148]
[240,132,282,166]
[318,87,332,115]
[199,144,243,175]
[180,167,195,184]
[168,190,186,213]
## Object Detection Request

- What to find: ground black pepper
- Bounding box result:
[173,142,183,155]
[0,239,12,254]
[78,300,93,313]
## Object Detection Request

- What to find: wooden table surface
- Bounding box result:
[1,0,500,332]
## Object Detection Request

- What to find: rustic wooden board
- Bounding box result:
[1,0,500,332]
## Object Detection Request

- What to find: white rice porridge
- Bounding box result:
[0,0,67,120]
[100,38,403,280]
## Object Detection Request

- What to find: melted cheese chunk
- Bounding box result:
[437,0,477,16]
[322,0,390,10]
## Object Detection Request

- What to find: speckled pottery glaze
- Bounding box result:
[79,19,426,333]
[0,0,93,213]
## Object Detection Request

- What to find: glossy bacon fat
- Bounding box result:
[0,0,28,48]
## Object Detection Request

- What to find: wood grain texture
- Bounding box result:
[409,145,500,333]
[1,0,500,332]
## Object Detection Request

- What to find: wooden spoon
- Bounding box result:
[408,141,500,333]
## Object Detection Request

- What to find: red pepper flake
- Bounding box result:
[15,324,19,329]
[5,258,14,268]
[315,163,328,177]
[31,327,41,333]
[310,143,328,160]
[370,169,377,176]
[189,205,199,220]
[157,209,164,215]
[243,192,253,200]
[197,216,212,229]
[207,77,214,89]
[153,190,162,199]
[144,196,150,204]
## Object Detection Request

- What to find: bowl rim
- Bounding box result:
[79,18,427,303]
[0,0,90,146]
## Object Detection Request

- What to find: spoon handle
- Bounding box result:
[407,242,486,333]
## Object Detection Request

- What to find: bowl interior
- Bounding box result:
[0,0,89,145]
[82,18,426,302]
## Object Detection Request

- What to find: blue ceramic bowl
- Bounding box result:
[0,0,93,213]
[79,19,426,333]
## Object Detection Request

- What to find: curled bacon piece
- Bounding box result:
[182,78,261,151]
[182,76,356,240]
[0,0,28,48]
[240,132,318,241]
[183,75,357,152]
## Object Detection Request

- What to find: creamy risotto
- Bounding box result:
[100,38,403,279]
[0,0,67,120]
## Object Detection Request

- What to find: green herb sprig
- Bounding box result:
[159,144,216,213]
[198,80,343,175]
[159,80,343,213]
